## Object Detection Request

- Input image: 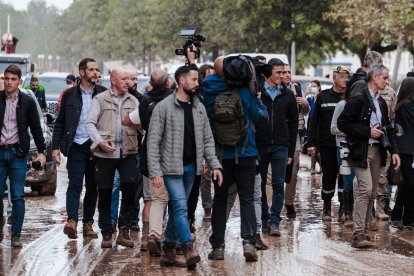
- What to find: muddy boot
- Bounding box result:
[140,221,149,251]
[285,204,296,219]
[351,234,374,248]
[147,234,162,256]
[208,244,225,260]
[11,233,22,248]
[203,208,212,222]
[63,219,78,239]
[343,191,353,228]
[243,243,258,262]
[160,243,177,267]
[101,235,113,248]
[181,242,201,268]
[376,198,389,220]
[0,216,4,243]
[322,200,332,221]
[262,220,269,235]
[254,234,269,250]
[116,227,134,248]
[83,221,98,238]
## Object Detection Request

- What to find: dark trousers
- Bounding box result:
[95,155,137,236]
[210,157,256,248]
[393,154,414,225]
[188,175,201,224]
[66,141,97,223]
[318,146,341,201]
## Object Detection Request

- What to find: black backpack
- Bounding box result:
[212,90,249,162]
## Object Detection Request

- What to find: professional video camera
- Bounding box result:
[339,140,351,176]
[378,123,404,149]
[175,29,207,64]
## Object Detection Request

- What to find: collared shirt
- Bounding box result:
[0,92,20,145]
[264,81,281,101]
[74,85,94,145]
[368,89,382,144]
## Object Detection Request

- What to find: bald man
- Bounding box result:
[85,68,139,249]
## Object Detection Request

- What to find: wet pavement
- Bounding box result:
[1,154,414,275]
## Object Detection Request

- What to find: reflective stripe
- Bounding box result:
[321,103,337,108]
[337,188,344,193]
[322,188,335,194]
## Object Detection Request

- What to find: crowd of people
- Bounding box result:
[0,48,413,269]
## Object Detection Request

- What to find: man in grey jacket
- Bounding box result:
[147,65,223,269]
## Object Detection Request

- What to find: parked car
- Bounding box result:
[20,88,57,196]
[291,75,333,94]
[22,72,69,114]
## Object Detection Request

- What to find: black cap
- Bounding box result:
[65,74,76,82]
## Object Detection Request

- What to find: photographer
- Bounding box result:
[338,64,400,248]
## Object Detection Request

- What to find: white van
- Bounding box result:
[225,53,289,64]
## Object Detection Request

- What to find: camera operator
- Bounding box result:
[338,64,400,248]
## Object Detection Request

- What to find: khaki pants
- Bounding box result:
[148,177,169,238]
[353,145,382,236]
[285,135,301,205]
[377,153,391,201]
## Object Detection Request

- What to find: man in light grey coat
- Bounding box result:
[147,65,223,269]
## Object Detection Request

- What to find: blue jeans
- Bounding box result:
[163,163,195,245]
[258,145,288,224]
[0,148,28,234]
[336,147,355,192]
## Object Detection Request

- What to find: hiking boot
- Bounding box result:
[131,222,140,232]
[376,199,389,220]
[63,219,77,239]
[351,234,374,248]
[147,234,162,256]
[101,235,113,248]
[116,227,134,248]
[344,215,353,227]
[255,234,269,250]
[140,221,149,251]
[243,243,258,262]
[160,243,177,267]
[262,220,269,235]
[0,217,5,242]
[368,221,379,231]
[269,223,281,237]
[285,204,296,219]
[181,242,201,268]
[11,233,22,248]
[390,220,404,229]
[7,216,12,225]
[322,201,332,221]
[203,208,212,222]
[208,244,225,260]
[83,221,98,238]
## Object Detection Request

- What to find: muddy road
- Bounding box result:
[1,155,413,275]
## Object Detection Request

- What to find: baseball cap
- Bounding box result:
[334,66,350,74]
[65,74,76,82]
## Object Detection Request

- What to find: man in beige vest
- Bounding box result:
[85,68,139,249]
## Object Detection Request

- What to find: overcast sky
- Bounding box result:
[5,0,73,11]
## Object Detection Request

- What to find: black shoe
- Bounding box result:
[390,220,404,230]
[262,220,269,235]
[11,233,22,248]
[208,244,225,260]
[243,243,258,262]
[269,223,281,237]
[147,234,162,256]
[285,204,296,219]
[254,234,269,250]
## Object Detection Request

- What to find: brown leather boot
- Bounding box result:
[83,221,98,238]
[116,227,134,248]
[63,219,77,239]
[101,235,113,248]
[181,242,201,268]
[160,243,177,267]
[140,221,149,251]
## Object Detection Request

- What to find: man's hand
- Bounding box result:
[392,154,401,170]
[187,45,197,65]
[35,153,47,168]
[99,140,116,153]
[370,125,384,139]
[151,176,164,188]
[203,163,209,173]
[212,169,223,187]
[287,157,293,165]
[52,149,61,165]
[257,92,262,99]
[296,97,307,107]
[307,147,316,156]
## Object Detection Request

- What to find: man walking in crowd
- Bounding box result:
[52,58,105,240]
[283,63,309,218]
[255,59,298,236]
[0,65,46,247]
[147,63,223,268]
[26,76,47,111]
[307,66,349,221]
[338,64,400,248]
[203,56,268,262]
[85,68,139,248]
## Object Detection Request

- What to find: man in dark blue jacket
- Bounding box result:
[255,58,299,236]
[203,56,268,262]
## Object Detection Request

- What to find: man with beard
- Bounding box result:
[85,68,139,248]
[25,76,47,111]
[147,65,223,269]
[52,58,106,240]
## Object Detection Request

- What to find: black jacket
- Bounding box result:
[349,68,367,97]
[308,87,343,148]
[337,87,398,168]
[139,87,173,176]
[0,91,46,156]
[255,84,298,157]
[52,84,107,156]
[395,100,414,155]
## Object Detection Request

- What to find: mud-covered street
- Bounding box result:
[1,154,414,276]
